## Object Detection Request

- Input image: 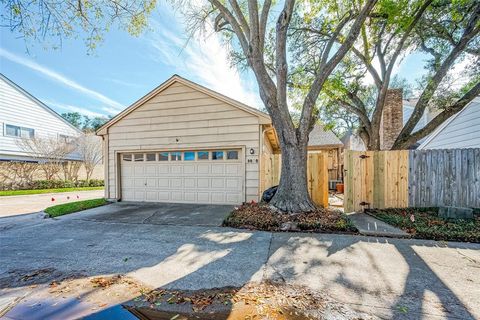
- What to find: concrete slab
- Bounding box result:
[74,202,233,227]
[349,212,410,237]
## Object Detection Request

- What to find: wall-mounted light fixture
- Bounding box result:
[249,148,255,155]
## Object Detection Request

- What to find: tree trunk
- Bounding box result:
[269,139,316,213]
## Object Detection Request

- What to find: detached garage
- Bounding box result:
[97,75,279,205]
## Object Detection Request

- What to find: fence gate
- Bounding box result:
[344,150,409,212]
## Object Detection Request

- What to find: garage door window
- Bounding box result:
[227,150,239,160]
[134,154,144,161]
[171,152,182,161]
[212,151,224,160]
[158,152,169,161]
[197,151,209,160]
[184,151,195,161]
[123,154,132,162]
[146,153,156,161]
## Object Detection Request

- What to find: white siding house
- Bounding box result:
[418,97,480,149]
[0,73,83,161]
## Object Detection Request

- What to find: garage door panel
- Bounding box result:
[134,166,145,175]
[184,192,196,202]
[211,178,225,188]
[226,178,241,189]
[157,178,169,188]
[171,166,183,174]
[225,164,241,174]
[197,164,210,174]
[211,165,225,174]
[197,178,209,188]
[183,165,196,175]
[145,166,157,175]
[158,165,169,174]
[120,149,244,204]
[184,178,196,188]
[171,178,183,188]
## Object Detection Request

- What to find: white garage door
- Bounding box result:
[120,149,244,204]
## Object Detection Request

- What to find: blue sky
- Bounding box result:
[0,4,428,119]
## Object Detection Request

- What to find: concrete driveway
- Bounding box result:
[0,189,104,217]
[0,203,479,319]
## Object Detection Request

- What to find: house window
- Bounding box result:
[212,151,224,160]
[5,124,34,138]
[123,154,132,162]
[134,154,144,161]
[184,151,195,161]
[197,151,209,160]
[146,153,156,161]
[227,150,239,160]
[158,152,169,161]
[171,152,182,161]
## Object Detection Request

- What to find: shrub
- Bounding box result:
[0,179,104,191]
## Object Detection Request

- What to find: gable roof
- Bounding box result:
[308,125,343,149]
[417,97,480,149]
[96,74,270,135]
[0,73,83,135]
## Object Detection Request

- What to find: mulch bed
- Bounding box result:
[222,202,356,233]
[366,207,480,243]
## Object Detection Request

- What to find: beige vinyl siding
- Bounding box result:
[106,82,262,202]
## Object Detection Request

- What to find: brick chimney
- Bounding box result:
[380,88,403,150]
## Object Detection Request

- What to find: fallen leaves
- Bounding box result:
[223,202,356,233]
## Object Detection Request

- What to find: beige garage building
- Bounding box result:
[97,75,342,205]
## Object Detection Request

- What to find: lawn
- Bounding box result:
[0,186,104,196]
[223,202,356,233]
[366,207,480,243]
[45,198,109,217]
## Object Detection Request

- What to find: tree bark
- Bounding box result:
[269,136,316,212]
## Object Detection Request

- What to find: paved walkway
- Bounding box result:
[0,205,479,319]
[348,212,410,237]
[0,190,104,217]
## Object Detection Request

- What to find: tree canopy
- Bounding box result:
[62,112,111,132]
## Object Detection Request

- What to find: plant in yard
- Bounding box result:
[17,136,77,180]
[0,161,38,189]
[317,0,480,150]
[77,134,103,182]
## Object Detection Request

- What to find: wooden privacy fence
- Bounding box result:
[344,150,409,212]
[344,148,480,212]
[409,148,480,208]
[260,153,329,207]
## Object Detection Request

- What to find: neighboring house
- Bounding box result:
[308,125,343,182]
[97,75,340,205]
[418,97,480,149]
[342,90,442,151]
[0,73,83,162]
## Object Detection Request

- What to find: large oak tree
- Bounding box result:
[316,0,480,150]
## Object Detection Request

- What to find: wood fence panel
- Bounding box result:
[409,148,480,208]
[260,152,328,208]
[344,150,409,212]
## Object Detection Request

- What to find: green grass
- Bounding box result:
[0,186,104,196]
[44,198,109,217]
[366,207,480,243]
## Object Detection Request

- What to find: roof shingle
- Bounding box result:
[308,125,343,148]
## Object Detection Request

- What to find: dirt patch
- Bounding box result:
[223,202,356,233]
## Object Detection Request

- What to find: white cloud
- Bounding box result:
[0,48,124,112]
[145,14,261,108]
[43,99,107,118]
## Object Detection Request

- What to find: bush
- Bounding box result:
[0,179,104,191]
